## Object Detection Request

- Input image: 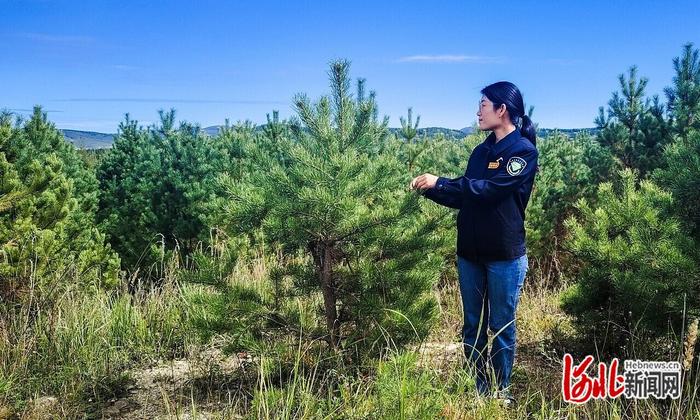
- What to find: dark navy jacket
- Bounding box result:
[423,129,538,263]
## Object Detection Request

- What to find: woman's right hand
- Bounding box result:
[410,173,438,191]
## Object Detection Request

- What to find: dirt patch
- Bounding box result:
[99,347,254,419]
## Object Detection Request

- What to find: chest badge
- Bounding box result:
[506,156,527,176]
[488,157,503,169]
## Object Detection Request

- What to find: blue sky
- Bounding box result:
[2,0,698,132]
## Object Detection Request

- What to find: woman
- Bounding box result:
[410,81,538,405]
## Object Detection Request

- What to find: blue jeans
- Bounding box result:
[456,253,528,395]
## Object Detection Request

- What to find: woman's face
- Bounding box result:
[476,95,505,131]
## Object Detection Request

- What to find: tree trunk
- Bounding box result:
[309,240,340,350]
[321,244,340,349]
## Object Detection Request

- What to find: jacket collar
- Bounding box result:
[485,128,521,157]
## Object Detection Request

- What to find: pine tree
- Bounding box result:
[0,107,119,301]
[526,131,618,280]
[262,110,287,142]
[256,112,291,168]
[653,129,700,240]
[562,168,700,357]
[664,42,700,138]
[397,107,429,172]
[212,59,448,360]
[97,114,160,272]
[595,66,672,176]
[399,107,420,142]
[97,109,221,277]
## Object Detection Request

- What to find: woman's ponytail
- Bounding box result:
[520,114,536,148]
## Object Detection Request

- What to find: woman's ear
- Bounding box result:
[498,104,507,118]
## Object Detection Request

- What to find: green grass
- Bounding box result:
[0,276,198,417]
[1,250,699,419]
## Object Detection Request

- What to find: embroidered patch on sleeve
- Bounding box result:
[506,156,527,176]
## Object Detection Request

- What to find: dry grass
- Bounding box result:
[2,250,699,419]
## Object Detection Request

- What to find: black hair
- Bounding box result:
[480,81,536,147]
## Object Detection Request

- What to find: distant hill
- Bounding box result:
[388,127,473,138]
[62,129,115,149]
[201,125,474,139]
[61,126,598,149]
[537,127,600,138]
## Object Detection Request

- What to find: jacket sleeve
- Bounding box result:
[421,187,462,209]
[433,148,538,203]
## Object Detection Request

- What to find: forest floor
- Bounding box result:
[91,277,572,419]
[16,264,687,419]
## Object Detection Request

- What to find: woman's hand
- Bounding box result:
[410,173,439,191]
